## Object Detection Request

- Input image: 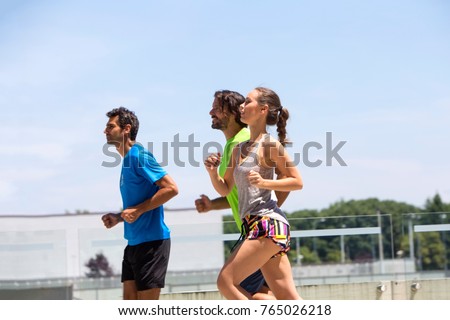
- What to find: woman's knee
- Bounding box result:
[217,270,240,293]
[217,269,231,292]
[216,273,225,293]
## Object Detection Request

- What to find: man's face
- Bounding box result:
[209,97,230,130]
[104,116,124,145]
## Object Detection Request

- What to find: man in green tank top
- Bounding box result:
[196,90,289,299]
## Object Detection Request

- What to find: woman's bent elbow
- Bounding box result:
[219,190,229,197]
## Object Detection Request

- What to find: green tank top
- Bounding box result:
[219,127,250,228]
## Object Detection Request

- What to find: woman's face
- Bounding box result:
[240,90,263,125]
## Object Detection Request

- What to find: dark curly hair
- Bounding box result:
[106,107,139,141]
[214,90,246,128]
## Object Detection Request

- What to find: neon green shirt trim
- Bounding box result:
[219,127,250,228]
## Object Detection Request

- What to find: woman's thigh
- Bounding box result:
[261,255,301,300]
[220,237,281,284]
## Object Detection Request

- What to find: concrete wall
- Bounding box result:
[0,285,73,300]
[2,279,448,300]
[160,279,450,300]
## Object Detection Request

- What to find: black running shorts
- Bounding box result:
[121,239,171,291]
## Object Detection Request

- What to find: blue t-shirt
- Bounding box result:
[120,143,169,245]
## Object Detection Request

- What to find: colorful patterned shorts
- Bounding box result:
[243,214,291,257]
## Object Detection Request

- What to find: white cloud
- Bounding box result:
[0,126,73,163]
[0,143,71,163]
[0,168,58,182]
[348,157,422,174]
[0,181,17,202]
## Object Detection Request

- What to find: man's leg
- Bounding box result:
[123,280,138,300]
[252,286,276,300]
[134,239,170,300]
[137,288,161,300]
[240,269,275,300]
[123,280,162,300]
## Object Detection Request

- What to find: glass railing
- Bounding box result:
[0,212,448,299]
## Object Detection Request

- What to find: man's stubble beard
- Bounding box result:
[211,116,229,130]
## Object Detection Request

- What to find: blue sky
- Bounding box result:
[1,0,449,215]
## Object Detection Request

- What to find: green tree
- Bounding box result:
[221,195,450,270]
[424,193,450,213]
[288,198,421,264]
[420,193,450,271]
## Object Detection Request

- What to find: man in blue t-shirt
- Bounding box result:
[102,107,178,300]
